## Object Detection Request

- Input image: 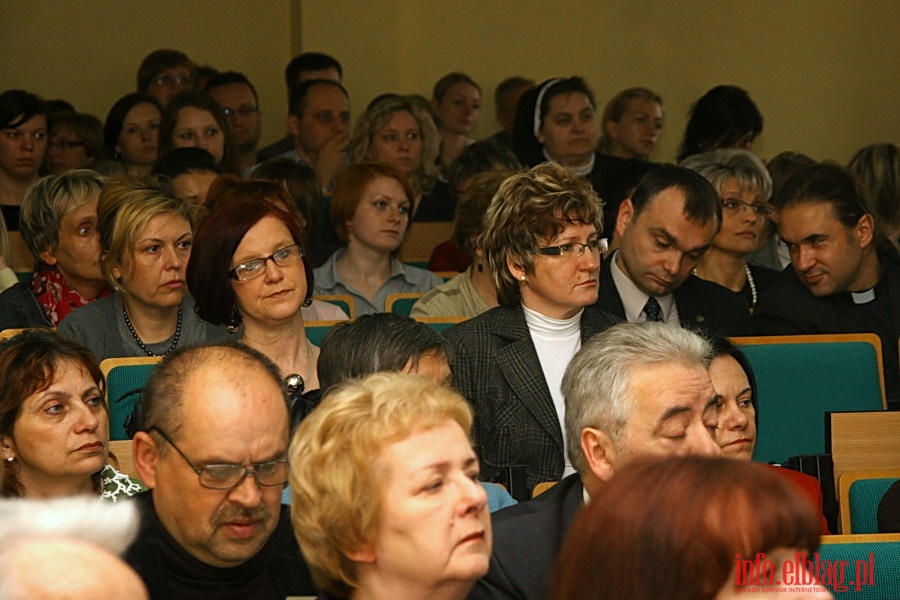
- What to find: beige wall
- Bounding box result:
[301,0,899,164]
[0,0,297,150]
[2,1,896,164]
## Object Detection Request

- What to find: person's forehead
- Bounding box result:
[626,362,713,417]
[179,360,287,427]
[209,82,256,103]
[306,84,348,106]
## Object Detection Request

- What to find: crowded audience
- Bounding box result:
[0,42,893,600]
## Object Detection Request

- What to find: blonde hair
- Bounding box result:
[289,372,473,598]
[350,95,440,195]
[97,175,203,293]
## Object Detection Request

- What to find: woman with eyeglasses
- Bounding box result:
[188,178,322,413]
[681,149,778,310]
[444,162,618,492]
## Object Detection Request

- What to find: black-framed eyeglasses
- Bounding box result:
[148,426,288,490]
[722,198,768,217]
[228,244,303,281]
[223,106,259,118]
[538,238,609,257]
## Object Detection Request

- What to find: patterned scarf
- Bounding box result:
[30,267,109,326]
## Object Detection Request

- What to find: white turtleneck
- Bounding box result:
[523,304,583,477]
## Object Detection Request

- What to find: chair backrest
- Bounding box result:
[305,320,345,347]
[818,533,900,598]
[386,292,425,316]
[0,328,35,340]
[532,481,557,498]
[413,315,467,333]
[829,411,900,498]
[399,221,455,263]
[100,357,163,441]
[313,294,356,319]
[838,469,900,534]
[107,439,142,482]
[730,334,886,464]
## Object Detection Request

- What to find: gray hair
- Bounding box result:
[20,169,106,263]
[0,497,140,597]
[562,322,713,475]
[0,496,139,557]
[680,149,772,202]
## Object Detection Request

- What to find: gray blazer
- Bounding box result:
[444,304,617,491]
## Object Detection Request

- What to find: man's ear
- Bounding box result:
[132,432,160,489]
[615,198,635,239]
[855,213,875,249]
[581,427,618,483]
[287,114,301,137]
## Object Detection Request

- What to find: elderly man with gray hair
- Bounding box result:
[0,497,147,599]
[469,321,722,600]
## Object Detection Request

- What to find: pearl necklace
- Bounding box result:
[692,264,757,307]
[123,303,183,357]
[283,338,314,395]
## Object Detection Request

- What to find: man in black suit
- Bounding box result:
[469,321,721,600]
[594,165,751,337]
[754,162,900,406]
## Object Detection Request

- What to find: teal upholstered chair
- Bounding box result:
[730,334,886,465]
[839,470,900,534]
[100,357,162,441]
[818,534,900,598]
[385,292,425,317]
[305,319,345,347]
[413,315,466,334]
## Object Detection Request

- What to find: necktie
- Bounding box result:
[643,297,663,322]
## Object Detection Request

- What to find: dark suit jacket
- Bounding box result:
[753,250,900,401]
[444,305,617,490]
[594,258,752,337]
[468,473,584,600]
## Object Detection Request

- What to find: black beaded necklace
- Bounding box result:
[123,303,183,357]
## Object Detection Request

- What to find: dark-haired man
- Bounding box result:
[206,71,262,174]
[593,165,752,337]
[754,162,900,406]
[256,52,343,162]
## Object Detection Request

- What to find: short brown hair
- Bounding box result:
[480,162,603,305]
[330,163,415,244]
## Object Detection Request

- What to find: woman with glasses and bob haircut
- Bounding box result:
[1,329,143,500]
[681,149,777,310]
[188,177,323,407]
[57,176,225,361]
[550,456,831,600]
[290,372,492,600]
[444,162,618,492]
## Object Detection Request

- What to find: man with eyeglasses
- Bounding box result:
[593,164,751,337]
[136,49,196,108]
[127,343,315,598]
[206,71,263,174]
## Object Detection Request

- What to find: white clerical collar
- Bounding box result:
[851,288,876,304]
[543,149,595,177]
